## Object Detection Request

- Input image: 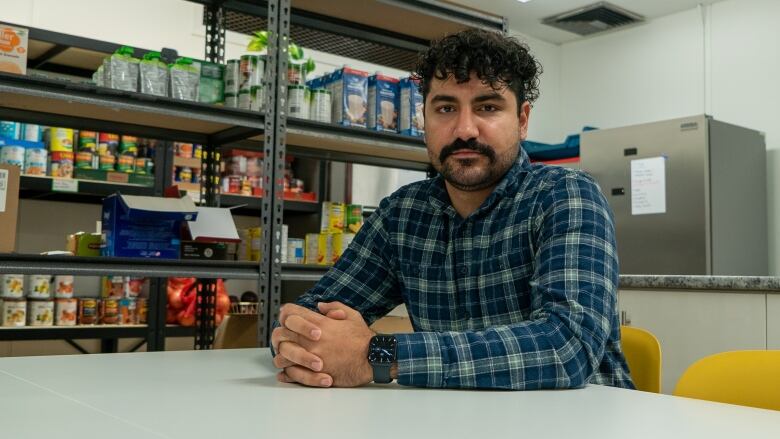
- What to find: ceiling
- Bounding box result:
[448,0,724,44]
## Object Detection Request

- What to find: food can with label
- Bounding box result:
[239,54,258,93]
[124,277,145,298]
[119,135,138,156]
[345,204,364,233]
[175,142,193,158]
[101,298,120,324]
[49,151,74,178]
[47,127,74,152]
[310,88,332,123]
[22,124,42,142]
[0,121,20,139]
[287,238,305,264]
[250,85,265,112]
[137,298,148,324]
[116,154,135,173]
[28,299,54,326]
[97,133,119,157]
[225,93,238,108]
[288,85,308,119]
[27,274,51,299]
[99,153,116,171]
[54,275,75,298]
[118,298,137,325]
[23,145,47,175]
[75,150,95,169]
[238,89,252,110]
[304,233,319,264]
[320,202,346,233]
[1,274,25,298]
[134,157,148,174]
[0,144,25,169]
[1,299,26,327]
[331,233,355,264]
[78,298,99,325]
[55,298,78,326]
[78,131,97,152]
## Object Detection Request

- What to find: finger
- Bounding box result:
[271,326,300,353]
[325,309,348,320]
[273,354,295,369]
[317,301,358,319]
[278,341,324,372]
[284,314,323,341]
[280,303,324,327]
[277,371,294,383]
[284,366,333,388]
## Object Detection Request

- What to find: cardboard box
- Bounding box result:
[0,164,20,253]
[73,168,155,187]
[0,24,28,75]
[101,194,198,259]
[67,232,102,257]
[180,241,228,260]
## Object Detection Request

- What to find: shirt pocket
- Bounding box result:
[474,249,533,326]
[399,262,457,332]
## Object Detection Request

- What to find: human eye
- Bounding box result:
[436,105,456,113]
[478,104,500,112]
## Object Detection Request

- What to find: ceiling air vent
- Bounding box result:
[542,2,644,36]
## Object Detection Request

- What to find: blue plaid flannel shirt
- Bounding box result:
[294,149,634,390]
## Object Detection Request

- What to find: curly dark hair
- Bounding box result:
[412,29,542,110]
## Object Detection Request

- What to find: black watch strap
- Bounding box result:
[373,363,392,384]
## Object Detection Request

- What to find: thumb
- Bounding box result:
[317,301,357,319]
[324,309,348,320]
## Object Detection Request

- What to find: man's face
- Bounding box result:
[424,72,530,192]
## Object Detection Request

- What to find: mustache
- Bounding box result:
[439,138,496,163]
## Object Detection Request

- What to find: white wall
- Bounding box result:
[558,0,780,274]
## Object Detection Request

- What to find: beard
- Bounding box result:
[429,138,519,191]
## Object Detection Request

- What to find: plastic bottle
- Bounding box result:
[140,51,169,97]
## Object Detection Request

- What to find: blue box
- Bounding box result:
[101,193,198,259]
[399,78,424,137]
[367,73,399,132]
[331,67,368,128]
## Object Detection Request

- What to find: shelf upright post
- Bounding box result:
[258,0,291,347]
[147,143,173,351]
[193,1,228,351]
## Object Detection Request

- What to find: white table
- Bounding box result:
[0,349,778,439]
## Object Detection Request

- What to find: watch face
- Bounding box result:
[368,335,397,364]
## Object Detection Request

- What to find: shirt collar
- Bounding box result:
[427,147,530,218]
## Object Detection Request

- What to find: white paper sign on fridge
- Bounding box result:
[631,156,666,215]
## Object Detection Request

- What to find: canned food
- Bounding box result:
[27,274,51,299]
[120,136,138,156]
[346,204,364,233]
[176,166,193,183]
[194,144,202,159]
[117,154,135,173]
[287,238,305,264]
[320,202,346,233]
[55,298,78,326]
[78,298,99,325]
[97,133,119,157]
[137,298,148,324]
[238,89,251,110]
[49,151,74,178]
[288,63,305,85]
[239,54,261,93]
[1,299,26,327]
[47,127,74,152]
[134,157,148,174]
[1,274,24,298]
[225,59,240,96]
[250,85,265,112]
[0,145,25,169]
[118,298,137,325]
[0,121,21,139]
[23,146,47,175]
[54,275,74,298]
[99,153,116,171]
[310,88,332,123]
[225,93,238,108]
[102,276,125,299]
[22,124,42,142]
[28,300,54,326]
[175,143,193,158]
[101,298,119,324]
[75,150,95,169]
[288,85,309,119]
[78,131,97,152]
[124,277,144,298]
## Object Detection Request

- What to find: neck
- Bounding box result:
[445,182,496,218]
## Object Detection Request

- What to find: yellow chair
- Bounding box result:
[620,325,662,393]
[674,350,780,411]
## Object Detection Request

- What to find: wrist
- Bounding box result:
[390,362,398,380]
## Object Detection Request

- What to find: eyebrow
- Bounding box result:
[429,93,507,105]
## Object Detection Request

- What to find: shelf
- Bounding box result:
[0,254,260,279]
[173,156,202,169]
[219,193,319,214]
[0,72,264,145]
[20,175,155,203]
[281,263,329,282]
[244,118,428,171]
[0,325,148,341]
[165,325,197,337]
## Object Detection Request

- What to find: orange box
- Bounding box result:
[0,24,28,75]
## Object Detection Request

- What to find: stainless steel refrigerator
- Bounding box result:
[580,114,767,275]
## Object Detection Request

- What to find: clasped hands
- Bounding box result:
[272,302,375,388]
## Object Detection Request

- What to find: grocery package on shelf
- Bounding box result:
[236,227,262,262]
[331,67,369,128]
[169,57,200,101]
[101,276,147,299]
[139,51,169,97]
[288,84,310,119]
[101,193,198,259]
[194,59,225,105]
[103,46,140,92]
[67,231,102,257]
[233,54,265,111]
[221,148,263,196]
[400,77,425,137]
[181,206,240,260]
[166,277,230,327]
[367,73,399,132]
[0,24,29,75]
[293,202,365,266]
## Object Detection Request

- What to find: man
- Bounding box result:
[272,29,634,390]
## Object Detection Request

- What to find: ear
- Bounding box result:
[518,101,531,141]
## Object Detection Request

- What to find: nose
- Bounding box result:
[453,108,479,140]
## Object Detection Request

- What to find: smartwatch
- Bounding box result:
[368,334,397,383]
